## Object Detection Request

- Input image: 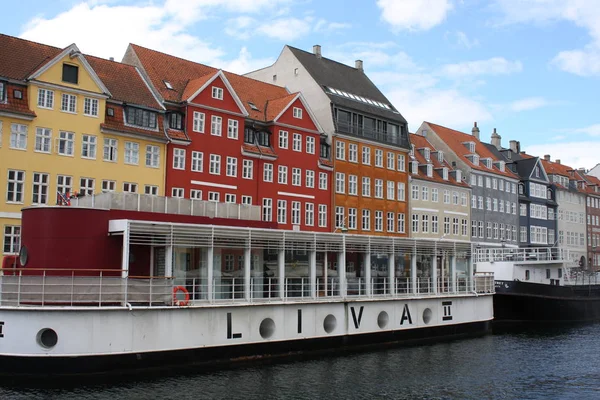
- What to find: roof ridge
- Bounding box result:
[287,45,361,72]
[0,33,62,51]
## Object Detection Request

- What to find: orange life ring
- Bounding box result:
[172,286,190,306]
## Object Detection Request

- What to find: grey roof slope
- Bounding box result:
[483,143,541,180]
[287,46,407,123]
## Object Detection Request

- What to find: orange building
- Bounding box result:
[333,136,409,236]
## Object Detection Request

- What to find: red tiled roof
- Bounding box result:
[182,72,215,101]
[0,82,36,118]
[540,159,585,192]
[319,158,333,168]
[127,44,292,122]
[409,133,469,188]
[86,55,162,110]
[167,128,189,141]
[101,104,167,141]
[241,143,278,159]
[425,122,518,179]
[582,174,600,196]
[265,93,297,122]
[0,34,61,80]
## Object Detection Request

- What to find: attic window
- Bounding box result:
[106,107,114,117]
[212,87,224,100]
[483,158,492,169]
[423,148,430,161]
[13,89,22,99]
[409,144,415,157]
[499,161,506,172]
[455,170,462,182]
[427,164,433,177]
[442,167,449,181]
[248,102,259,111]
[293,107,302,119]
[164,80,173,90]
[62,64,79,84]
[463,141,475,153]
[411,161,419,174]
[294,68,299,76]
[472,154,479,166]
[0,81,5,101]
[535,166,540,178]
[437,150,444,163]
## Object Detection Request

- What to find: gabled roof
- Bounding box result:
[425,122,517,179]
[266,93,298,122]
[183,70,248,116]
[582,174,600,196]
[409,133,469,188]
[86,55,163,110]
[484,143,544,181]
[0,34,61,81]
[28,43,111,96]
[540,159,585,191]
[286,45,406,123]
[125,44,295,123]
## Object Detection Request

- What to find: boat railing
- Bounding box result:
[70,192,262,221]
[474,247,568,263]
[0,269,494,308]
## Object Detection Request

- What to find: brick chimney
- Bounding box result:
[313,45,322,58]
[491,128,501,149]
[509,140,520,153]
[556,159,561,164]
[544,155,551,161]
[471,122,480,140]
[355,59,363,71]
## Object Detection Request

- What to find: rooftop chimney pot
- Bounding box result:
[109,57,114,61]
[355,59,363,71]
[491,128,501,149]
[313,45,321,58]
[556,159,561,164]
[544,154,551,161]
[471,121,480,140]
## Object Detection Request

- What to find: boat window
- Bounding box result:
[525,270,530,280]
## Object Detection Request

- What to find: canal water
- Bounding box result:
[1,323,599,399]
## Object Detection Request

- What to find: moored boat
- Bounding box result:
[0,193,494,377]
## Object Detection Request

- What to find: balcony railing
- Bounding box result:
[474,247,569,263]
[0,269,493,308]
[71,192,262,221]
[336,120,409,147]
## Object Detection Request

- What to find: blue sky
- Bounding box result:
[4,0,600,169]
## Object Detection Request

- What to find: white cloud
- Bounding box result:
[573,124,600,137]
[376,0,453,32]
[509,97,549,112]
[19,0,296,69]
[494,0,600,76]
[527,141,600,170]
[257,17,313,40]
[387,88,492,131]
[454,31,479,49]
[441,57,523,78]
[314,19,351,33]
[223,47,275,74]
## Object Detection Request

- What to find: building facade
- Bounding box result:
[122,44,333,234]
[418,122,520,247]
[1,35,167,256]
[580,173,600,270]
[245,44,411,236]
[485,137,558,248]
[541,158,587,267]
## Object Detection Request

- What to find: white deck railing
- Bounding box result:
[0,269,494,308]
[71,192,262,221]
[474,247,569,263]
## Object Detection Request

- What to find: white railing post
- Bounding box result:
[364,252,371,296]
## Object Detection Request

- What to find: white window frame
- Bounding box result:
[145,185,159,196]
[173,148,186,170]
[264,163,273,182]
[35,127,52,153]
[191,151,203,172]
[242,159,253,179]
[58,131,75,156]
[279,130,289,149]
[227,119,239,139]
[209,154,221,175]
[226,156,238,177]
[146,145,160,168]
[193,111,205,133]
[82,134,97,159]
[292,133,302,152]
[212,86,224,100]
[61,93,77,113]
[37,88,54,109]
[103,138,118,162]
[83,97,99,117]
[124,141,140,165]
[211,115,222,136]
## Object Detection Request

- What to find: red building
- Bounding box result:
[123,45,332,232]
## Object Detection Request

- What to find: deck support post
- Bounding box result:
[207,247,214,301]
[309,250,317,299]
[278,249,285,299]
[244,247,251,301]
[411,255,417,294]
[388,252,395,296]
[431,256,438,294]
[338,236,347,297]
[451,256,457,293]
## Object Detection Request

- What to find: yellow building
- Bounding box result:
[0,35,168,256]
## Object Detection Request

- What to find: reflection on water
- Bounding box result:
[1,323,599,399]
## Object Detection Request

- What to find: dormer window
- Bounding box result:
[411,161,419,174]
[293,107,303,119]
[410,144,415,157]
[547,189,552,200]
[455,169,462,182]
[212,86,224,100]
[424,148,430,161]
[62,64,79,84]
[482,158,492,169]
[125,107,157,129]
[534,166,540,178]
[463,141,476,153]
[256,130,271,147]
[442,167,449,181]
[427,164,433,177]
[0,81,5,102]
[169,112,183,130]
[437,150,444,163]
[499,161,505,172]
[472,154,480,166]
[244,127,255,144]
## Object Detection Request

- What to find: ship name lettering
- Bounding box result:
[400,304,412,325]
[350,306,364,329]
[226,312,242,339]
